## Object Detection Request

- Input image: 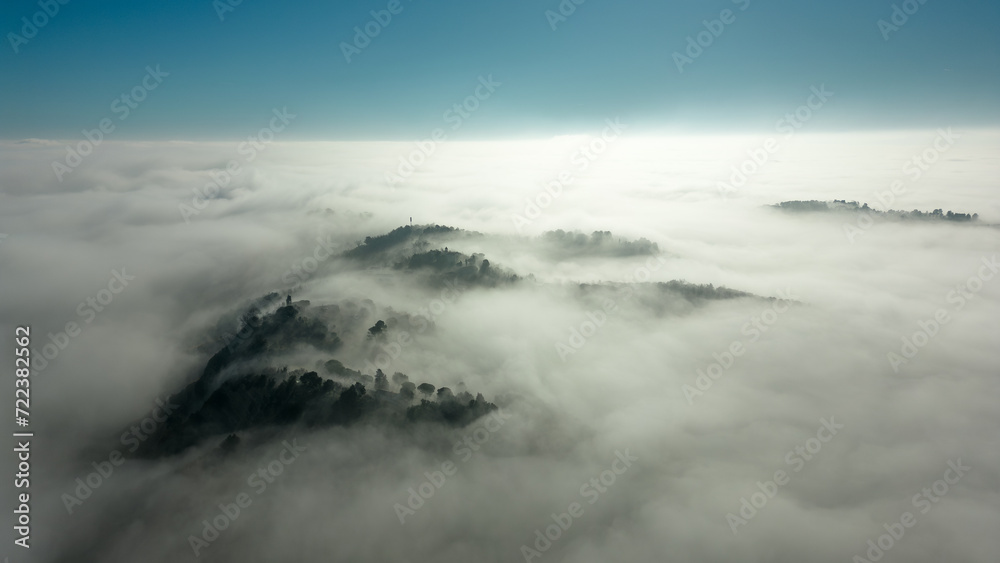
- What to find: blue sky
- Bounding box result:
[1,0,998,140]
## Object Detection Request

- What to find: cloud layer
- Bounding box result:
[1,131,998,563]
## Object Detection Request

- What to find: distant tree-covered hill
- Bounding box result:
[771,200,979,222]
[539,230,660,259]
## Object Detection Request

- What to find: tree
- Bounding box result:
[417,383,435,396]
[375,369,389,391]
[324,359,347,376]
[368,320,386,337]
[301,371,322,388]
[240,306,261,329]
[339,382,366,403]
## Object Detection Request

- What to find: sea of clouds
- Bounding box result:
[1,130,998,562]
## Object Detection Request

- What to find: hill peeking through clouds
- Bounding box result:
[132,225,774,460]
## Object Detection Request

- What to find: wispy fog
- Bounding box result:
[1,131,998,563]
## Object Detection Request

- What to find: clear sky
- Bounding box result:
[1,0,998,140]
